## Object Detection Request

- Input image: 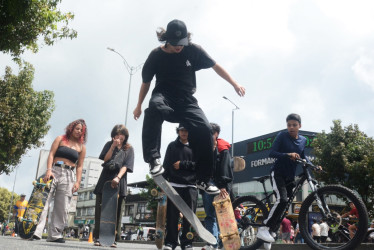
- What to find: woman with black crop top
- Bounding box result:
[30,119,87,243]
[93,124,134,247]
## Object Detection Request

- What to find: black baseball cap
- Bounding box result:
[20,194,26,197]
[165,19,189,46]
[176,124,187,132]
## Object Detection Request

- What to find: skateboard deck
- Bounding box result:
[213,195,240,250]
[233,156,245,172]
[153,175,216,245]
[151,189,167,249]
[99,181,119,246]
[19,174,53,239]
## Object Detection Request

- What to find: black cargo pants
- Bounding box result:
[142,92,214,181]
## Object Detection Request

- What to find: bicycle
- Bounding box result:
[233,159,369,250]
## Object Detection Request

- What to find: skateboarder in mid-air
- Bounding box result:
[133,19,245,194]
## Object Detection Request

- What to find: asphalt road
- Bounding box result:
[0,236,187,250]
[1,236,374,250]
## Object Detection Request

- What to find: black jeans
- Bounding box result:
[142,92,214,181]
[14,217,19,234]
[264,172,295,231]
[93,194,124,240]
[165,186,198,248]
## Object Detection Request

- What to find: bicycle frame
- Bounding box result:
[245,160,327,227]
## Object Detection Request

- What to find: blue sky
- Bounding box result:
[1,0,374,198]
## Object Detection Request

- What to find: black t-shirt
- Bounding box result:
[94,141,134,197]
[142,43,216,96]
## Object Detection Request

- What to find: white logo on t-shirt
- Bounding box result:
[186,60,191,67]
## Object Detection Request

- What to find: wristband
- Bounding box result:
[47,168,52,170]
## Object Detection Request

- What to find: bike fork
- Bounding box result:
[307,179,330,217]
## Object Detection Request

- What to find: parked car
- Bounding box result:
[143,227,156,241]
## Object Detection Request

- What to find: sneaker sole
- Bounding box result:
[150,168,164,176]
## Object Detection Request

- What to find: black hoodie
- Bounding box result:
[162,137,196,186]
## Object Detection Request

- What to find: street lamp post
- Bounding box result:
[223,96,239,157]
[107,47,143,126]
[8,165,19,223]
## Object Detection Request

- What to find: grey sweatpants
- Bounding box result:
[33,165,75,240]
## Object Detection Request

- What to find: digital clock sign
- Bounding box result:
[246,132,316,154]
[232,129,318,183]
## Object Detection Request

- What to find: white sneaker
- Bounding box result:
[163,244,173,250]
[201,245,217,250]
[264,242,272,250]
[149,158,164,176]
[256,226,275,243]
[197,180,220,195]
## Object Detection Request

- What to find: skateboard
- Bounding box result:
[233,156,245,172]
[213,195,241,250]
[151,188,167,250]
[153,175,216,245]
[19,174,53,239]
[99,181,119,246]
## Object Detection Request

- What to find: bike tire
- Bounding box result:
[299,185,368,250]
[232,196,269,250]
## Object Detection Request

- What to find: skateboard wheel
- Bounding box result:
[32,180,37,186]
[186,232,193,240]
[46,183,51,189]
[219,234,223,240]
[33,219,38,224]
[151,189,158,197]
[18,217,23,222]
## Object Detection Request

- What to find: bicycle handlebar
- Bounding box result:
[295,158,325,173]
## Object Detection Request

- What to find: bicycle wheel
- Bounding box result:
[232,196,269,250]
[299,185,368,250]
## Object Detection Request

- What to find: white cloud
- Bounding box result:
[352,49,374,92]
[316,0,374,37]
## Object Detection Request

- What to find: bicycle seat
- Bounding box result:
[252,175,270,183]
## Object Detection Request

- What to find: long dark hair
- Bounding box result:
[111,124,131,150]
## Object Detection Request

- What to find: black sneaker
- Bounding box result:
[196,180,220,195]
[149,158,164,176]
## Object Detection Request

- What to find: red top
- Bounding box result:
[217,138,231,152]
[350,207,359,218]
[281,217,292,233]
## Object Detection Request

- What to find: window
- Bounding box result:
[87,207,94,216]
[77,208,81,217]
[125,205,134,216]
[79,192,85,201]
[137,203,152,220]
[89,191,95,200]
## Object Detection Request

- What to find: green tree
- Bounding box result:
[0,187,19,222]
[140,174,158,220]
[0,62,55,175]
[312,120,374,216]
[0,0,77,58]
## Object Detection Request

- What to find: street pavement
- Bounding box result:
[1,236,374,250]
[0,236,186,250]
